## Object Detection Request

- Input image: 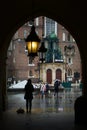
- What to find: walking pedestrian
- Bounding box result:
[54,79,61,98]
[40,83,46,98]
[45,82,50,97]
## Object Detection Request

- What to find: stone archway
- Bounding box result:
[0,1,87,122]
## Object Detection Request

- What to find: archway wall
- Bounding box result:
[0,1,87,113]
[0,0,87,53]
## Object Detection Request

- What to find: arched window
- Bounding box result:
[67,68,72,76]
[62,32,65,41]
[47,69,52,84]
[29,70,32,76]
[56,69,62,80]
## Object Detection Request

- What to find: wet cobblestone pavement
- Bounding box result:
[7,90,82,114]
[1,90,87,130]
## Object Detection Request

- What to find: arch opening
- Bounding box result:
[6,16,82,114]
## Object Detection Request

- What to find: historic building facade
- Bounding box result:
[7,16,81,86]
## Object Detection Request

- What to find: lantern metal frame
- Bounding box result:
[25,25,41,57]
[38,41,47,63]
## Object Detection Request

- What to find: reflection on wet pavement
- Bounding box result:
[7,89,82,114]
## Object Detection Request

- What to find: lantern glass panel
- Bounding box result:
[27,41,40,53]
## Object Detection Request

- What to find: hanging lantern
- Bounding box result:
[38,41,47,63]
[25,25,41,57]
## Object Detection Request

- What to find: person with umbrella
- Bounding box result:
[54,79,61,98]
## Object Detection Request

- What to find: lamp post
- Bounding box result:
[37,40,47,82]
[24,18,48,83]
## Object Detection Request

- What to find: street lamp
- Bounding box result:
[38,41,47,63]
[25,25,41,57]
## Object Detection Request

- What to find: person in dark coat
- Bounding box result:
[24,79,34,113]
[45,82,50,97]
[54,79,61,98]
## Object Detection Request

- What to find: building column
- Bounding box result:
[81,59,87,96]
[0,52,7,119]
[74,56,87,125]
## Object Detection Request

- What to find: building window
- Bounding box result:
[24,30,27,38]
[14,31,18,39]
[44,17,57,36]
[67,57,72,64]
[62,32,65,41]
[13,57,15,63]
[28,57,35,66]
[29,57,32,64]
[67,68,72,76]
[67,32,71,41]
[29,70,32,76]
[13,44,15,50]
[8,41,13,51]
[29,70,34,78]
[46,69,52,84]
[56,69,62,80]
[35,18,39,26]
[73,38,75,42]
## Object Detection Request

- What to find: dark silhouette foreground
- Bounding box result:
[24,79,34,113]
